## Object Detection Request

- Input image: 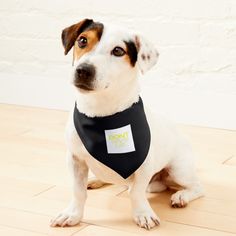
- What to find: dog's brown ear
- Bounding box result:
[61,19,93,55]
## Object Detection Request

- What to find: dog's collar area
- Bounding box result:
[75,97,142,120]
[73,97,151,179]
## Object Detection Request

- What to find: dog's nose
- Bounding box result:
[75,63,95,81]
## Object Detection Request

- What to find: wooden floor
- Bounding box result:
[0,103,236,236]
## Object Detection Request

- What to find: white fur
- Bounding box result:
[51,23,203,230]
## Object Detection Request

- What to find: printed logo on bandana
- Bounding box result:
[105,124,135,154]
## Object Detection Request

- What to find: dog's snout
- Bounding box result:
[75,63,95,81]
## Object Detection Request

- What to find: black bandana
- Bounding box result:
[73,97,151,179]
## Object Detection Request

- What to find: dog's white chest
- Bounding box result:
[65,115,132,184]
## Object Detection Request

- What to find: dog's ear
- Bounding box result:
[134,35,159,74]
[61,19,94,55]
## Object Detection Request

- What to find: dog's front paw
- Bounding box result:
[50,207,82,227]
[133,210,160,230]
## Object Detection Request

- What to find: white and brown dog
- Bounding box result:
[51,19,203,230]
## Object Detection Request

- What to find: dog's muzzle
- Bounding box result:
[74,63,96,91]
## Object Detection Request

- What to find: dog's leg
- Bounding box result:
[50,152,88,227]
[87,177,107,189]
[146,180,167,193]
[129,169,160,230]
[146,170,167,193]
[169,154,204,208]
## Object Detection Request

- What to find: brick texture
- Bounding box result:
[0,0,236,95]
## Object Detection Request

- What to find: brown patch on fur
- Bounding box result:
[73,30,100,60]
[141,54,146,60]
[134,35,141,51]
[62,19,93,55]
[147,54,150,60]
[124,54,133,66]
[150,169,169,183]
[61,19,103,57]
[124,54,130,65]
[124,40,138,67]
[150,168,183,191]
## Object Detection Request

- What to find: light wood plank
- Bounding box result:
[32,186,236,233]
[0,207,86,236]
[1,181,235,233]
[179,125,236,164]
[0,225,47,236]
[0,161,70,186]
[73,224,235,236]
[82,205,236,235]
[34,184,128,202]
[73,225,139,236]
[0,176,54,197]
[224,156,236,166]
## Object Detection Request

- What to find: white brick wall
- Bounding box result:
[0,0,236,129]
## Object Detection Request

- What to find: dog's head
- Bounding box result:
[62,19,159,93]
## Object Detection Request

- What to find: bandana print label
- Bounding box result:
[105,124,135,154]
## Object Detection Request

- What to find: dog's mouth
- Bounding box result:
[73,82,94,91]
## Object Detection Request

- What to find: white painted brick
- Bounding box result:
[89,1,162,18]
[193,47,233,73]
[1,14,61,39]
[11,61,45,76]
[0,0,19,11]
[229,0,236,18]
[200,22,236,48]
[0,0,92,15]
[0,61,13,73]
[43,63,71,78]
[157,46,200,74]
[90,0,229,19]
[193,74,236,94]
[154,0,230,19]
[0,38,67,63]
[133,20,200,46]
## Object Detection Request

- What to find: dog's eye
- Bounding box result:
[77,36,87,48]
[111,47,126,57]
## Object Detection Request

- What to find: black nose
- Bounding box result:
[75,63,95,81]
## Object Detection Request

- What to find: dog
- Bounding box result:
[50,19,204,230]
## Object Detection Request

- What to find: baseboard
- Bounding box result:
[0,73,235,130]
